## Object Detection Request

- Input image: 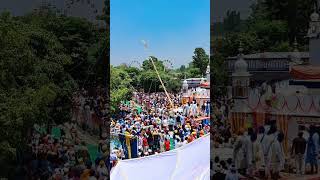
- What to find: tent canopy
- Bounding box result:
[290,65,320,80]
[110,134,210,180]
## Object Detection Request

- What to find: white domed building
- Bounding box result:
[181,65,210,105]
[229,8,320,154]
[231,45,251,100]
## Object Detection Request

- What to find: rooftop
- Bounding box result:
[227,52,309,59]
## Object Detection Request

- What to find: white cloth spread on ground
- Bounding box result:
[110,134,210,180]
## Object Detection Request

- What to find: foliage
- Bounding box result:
[212,10,247,37]
[138,70,161,92]
[213,0,314,55]
[122,66,141,88]
[223,10,243,33]
[211,53,228,98]
[18,12,102,87]
[0,10,104,177]
[138,58,181,93]
[110,55,195,109]
[141,56,165,71]
[211,0,314,97]
[249,0,314,45]
[191,48,209,76]
[163,77,181,93]
[110,66,133,112]
[185,66,203,78]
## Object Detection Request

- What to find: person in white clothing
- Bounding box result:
[233,129,251,176]
[268,132,285,180]
[225,165,239,180]
[249,133,265,177]
[263,123,278,178]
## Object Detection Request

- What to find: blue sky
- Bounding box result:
[110,0,210,68]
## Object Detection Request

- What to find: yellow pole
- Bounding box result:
[149,56,174,108]
[141,40,174,108]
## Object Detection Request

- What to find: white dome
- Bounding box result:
[234,54,248,73]
[182,79,188,89]
[200,77,205,84]
[311,11,319,21]
[183,79,188,84]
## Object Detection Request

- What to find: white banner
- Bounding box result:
[110,134,210,180]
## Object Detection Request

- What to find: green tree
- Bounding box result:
[138,70,161,93]
[179,65,186,72]
[223,10,242,32]
[163,75,181,93]
[0,12,78,177]
[185,66,202,78]
[18,12,102,87]
[110,66,133,112]
[123,66,141,89]
[250,0,314,44]
[211,53,228,98]
[141,56,165,71]
[191,48,209,76]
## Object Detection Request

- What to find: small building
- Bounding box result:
[181,66,210,105]
[181,78,206,89]
[226,52,309,84]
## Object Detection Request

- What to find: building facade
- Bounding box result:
[229,7,320,154]
[226,52,310,84]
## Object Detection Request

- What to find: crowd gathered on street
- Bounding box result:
[110,92,210,168]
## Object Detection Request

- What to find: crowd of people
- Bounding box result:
[71,87,108,135]
[17,87,111,180]
[211,116,320,180]
[211,97,234,149]
[23,85,320,180]
[211,156,240,180]
[24,122,110,180]
[110,92,210,168]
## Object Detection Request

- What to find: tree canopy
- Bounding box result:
[110,49,209,112]
[191,48,209,76]
[211,0,315,96]
[0,10,106,177]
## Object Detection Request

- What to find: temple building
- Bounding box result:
[229,7,320,154]
[226,51,310,84]
[181,65,210,105]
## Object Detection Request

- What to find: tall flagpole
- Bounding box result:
[141,40,174,108]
